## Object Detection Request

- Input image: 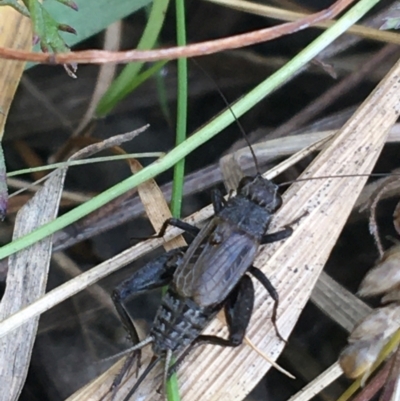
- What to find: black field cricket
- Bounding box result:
[110,173,295,400]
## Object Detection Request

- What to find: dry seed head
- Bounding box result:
[358,244,400,297]
[339,340,383,379]
[349,304,400,342]
[339,303,400,378]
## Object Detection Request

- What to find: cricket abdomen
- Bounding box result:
[150,289,218,355]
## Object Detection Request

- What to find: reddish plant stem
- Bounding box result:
[0,0,355,64]
[351,357,393,401]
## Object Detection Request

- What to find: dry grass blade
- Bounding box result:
[0,7,31,140]
[220,131,333,190]
[311,271,371,333]
[0,167,67,401]
[285,272,374,401]
[0,6,32,215]
[287,362,344,401]
[205,0,400,45]
[65,52,400,401]
[129,159,186,250]
[222,125,400,184]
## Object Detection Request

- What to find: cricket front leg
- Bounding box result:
[156,217,200,238]
[261,226,293,244]
[131,218,200,241]
[261,212,308,244]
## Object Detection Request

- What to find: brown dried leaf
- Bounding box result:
[129,159,186,251]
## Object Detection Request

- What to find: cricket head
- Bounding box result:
[237,174,282,212]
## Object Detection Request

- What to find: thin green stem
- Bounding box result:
[7,153,164,177]
[0,0,380,261]
[170,0,187,219]
[166,1,187,399]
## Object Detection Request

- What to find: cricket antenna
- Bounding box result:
[191,60,261,173]
[122,355,162,401]
[278,172,400,187]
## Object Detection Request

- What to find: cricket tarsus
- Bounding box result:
[110,352,138,401]
[110,174,297,398]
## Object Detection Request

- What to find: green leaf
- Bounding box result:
[23,0,152,68]
[45,0,152,48]
[24,0,72,53]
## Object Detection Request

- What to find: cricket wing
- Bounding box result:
[173,219,259,307]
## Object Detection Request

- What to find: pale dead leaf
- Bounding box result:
[0,167,67,401]
[0,126,149,401]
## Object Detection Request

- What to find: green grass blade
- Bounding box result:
[96,0,170,116]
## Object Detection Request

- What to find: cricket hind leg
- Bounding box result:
[248,265,285,342]
[167,275,255,377]
[110,248,186,395]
